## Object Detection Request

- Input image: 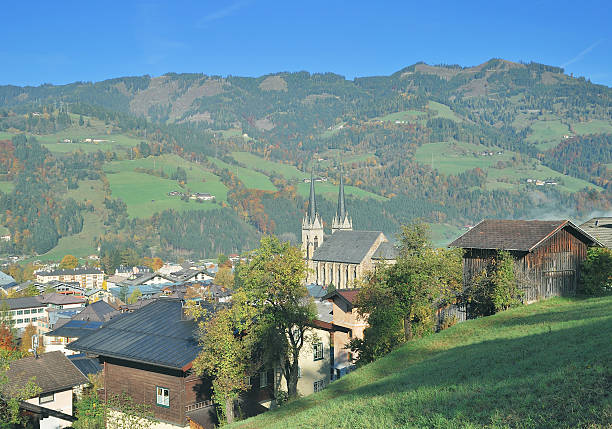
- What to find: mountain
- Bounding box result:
[0,59,610,263]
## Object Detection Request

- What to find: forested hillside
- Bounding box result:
[0,58,610,262]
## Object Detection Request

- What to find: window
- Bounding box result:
[260,371,268,388]
[16,310,23,315]
[24,318,30,323]
[38,308,44,313]
[39,393,54,404]
[156,387,169,407]
[31,317,37,322]
[23,309,30,315]
[16,319,23,324]
[313,343,324,361]
[313,379,326,393]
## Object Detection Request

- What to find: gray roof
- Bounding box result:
[68,354,103,377]
[72,301,116,322]
[48,319,104,339]
[313,230,384,264]
[371,241,398,260]
[580,217,612,248]
[68,299,204,370]
[0,271,17,289]
[2,351,88,395]
[3,296,46,310]
[37,267,103,276]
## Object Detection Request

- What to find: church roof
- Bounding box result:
[371,241,398,260]
[313,230,383,264]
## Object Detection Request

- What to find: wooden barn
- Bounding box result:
[450,220,601,303]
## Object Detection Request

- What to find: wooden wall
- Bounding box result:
[462,227,589,307]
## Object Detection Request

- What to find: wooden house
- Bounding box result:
[68,298,271,428]
[449,219,601,303]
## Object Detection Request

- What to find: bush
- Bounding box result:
[466,250,523,317]
[579,247,612,296]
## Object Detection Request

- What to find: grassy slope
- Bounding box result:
[208,157,277,191]
[296,181,387,202]
[232,296,612,429]
[415,141,600,193]
[231,152,306,180]
[104,155,228,218]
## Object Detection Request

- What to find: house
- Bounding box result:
[68,299,271,428]
[2,293,86,333]
[170,268,213,283]
[302,170,397,289]
[43,301,116,355]
[2,351,88,429]
[118,272,177,287]
[580,217,612,248]
[0,270,17,295]
[36,267,104,290]
[83,287,112,303]
[114,265,152,278]
[322,289,364,379]
[449,219,601,304]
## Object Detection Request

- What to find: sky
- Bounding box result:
[1,0,611,87]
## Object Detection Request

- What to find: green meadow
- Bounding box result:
[375,110,426,122]
[296,181,386,202]
[231,152,306,180]
[572,119,612,135]
[208,157,276,191]
[104,154,228,218]
[0,182,14,194]
[231,295,612,429]
[427,100,463,121]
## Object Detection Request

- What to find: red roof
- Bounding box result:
[337,290,359,304]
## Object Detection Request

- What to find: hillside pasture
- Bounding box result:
[427,101,463,122]
[104,155,228,218]
[0,182,14,194]
[526,120,570,149]
[231,152,306,180]
[231,295,612,429]
[296,181,386,202]
[415,141,513,175]
[571,119,612,135]
[375,110,426,122]
[208,157,276,191]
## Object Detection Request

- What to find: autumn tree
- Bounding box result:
[238,235,315,399]
[127,288,142,304]
[214,266,234,289]
[59,254,79,269]
[350,222,463,364]
[190,293,257,424]
[0,300,16,351]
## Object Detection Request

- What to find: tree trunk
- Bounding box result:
[225,397,234,424]
[287,355,300,399]
[404,313,413,342]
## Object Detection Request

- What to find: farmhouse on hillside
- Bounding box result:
[449,219,601,303]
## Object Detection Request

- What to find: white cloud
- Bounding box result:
[561,39,604,68]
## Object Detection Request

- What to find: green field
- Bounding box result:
[231,152,306,180]
[428,223,464,247]
[427,101,463,122]
[104,155,228,218]
[296,181,386,202]
[415,141,514,175]
[231,295,612,428]
[38,180,108,261]
[526,120,570,148]
[572,119,612,135]
[208,157,276,191]
[415,141,599,193]
[375,110,426,122]
[0,182,14,194]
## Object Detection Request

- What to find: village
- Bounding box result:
[0,173,610,429]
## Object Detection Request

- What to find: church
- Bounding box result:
[301,169,397,289]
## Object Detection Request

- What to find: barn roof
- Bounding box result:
[580,217,612,249]
[449,219,600,252]
[313,230,384,264]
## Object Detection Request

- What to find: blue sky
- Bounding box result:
[1,0,610,87]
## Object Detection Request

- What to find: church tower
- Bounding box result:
[332,165,352,233]
[302,169,324,261]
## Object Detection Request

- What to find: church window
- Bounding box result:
[314,236,319,250]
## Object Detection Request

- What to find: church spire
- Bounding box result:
[332,163,352,233]
[337,163,346,221]
[308,167,317,222]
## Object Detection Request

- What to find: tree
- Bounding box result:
[238,235,315,399]
[349,222,462,364]
[465,250,523,317]
[0,301,15,351]
[0,350,41,426]
[127,288,142,304]
[579,247,612,296]
[19,324,39,355]
[214,266,234,289]
[217,254,229,265]
[191,294,257,424]
[60,254,79,269]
